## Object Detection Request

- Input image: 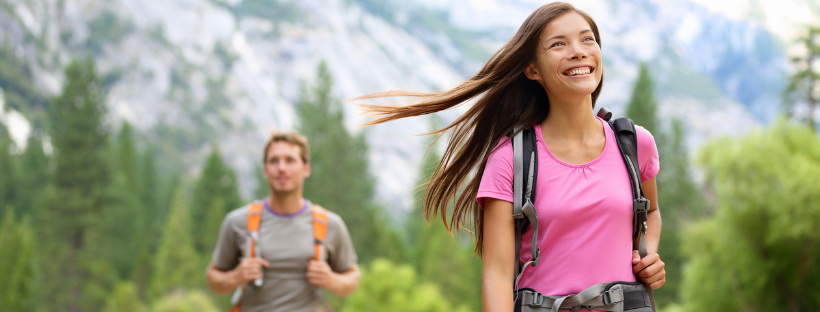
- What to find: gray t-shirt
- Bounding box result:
[212,200,358,312]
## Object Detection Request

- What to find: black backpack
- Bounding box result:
[511,107,656,312]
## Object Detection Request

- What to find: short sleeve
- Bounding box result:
[635,126,660,182]
[327,212,358,273]
[211,210,243,270]
[476,138,515,208]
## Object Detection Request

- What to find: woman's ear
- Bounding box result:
[524,63,541,81]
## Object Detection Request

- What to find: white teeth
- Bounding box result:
[568,67,591,76]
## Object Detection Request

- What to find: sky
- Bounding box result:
[683,0,818,40]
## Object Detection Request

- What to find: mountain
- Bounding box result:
[0,0,790,214]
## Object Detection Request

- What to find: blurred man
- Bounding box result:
[206,131,360,312]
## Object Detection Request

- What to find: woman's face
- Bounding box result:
[526,12,602,101]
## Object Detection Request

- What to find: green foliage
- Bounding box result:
[14,135,51,219]
[341,259,470,312]
[0,138,17,210]
[32,57,112,312]
[103,282,148,312]
[150,289,219,312]
[626,62,658,134]
[652,118,705,306]
[191,148,241,254]
[0,209,34,312]
[95,122,148,278]
[296,61,403,263]
[678,121,820,311]
[783,26,820,130]
[150,188,201,300]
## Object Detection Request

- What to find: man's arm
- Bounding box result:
[306,261,360,297]
[206,258,270,295]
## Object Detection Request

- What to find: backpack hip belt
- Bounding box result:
[511,107,656,312]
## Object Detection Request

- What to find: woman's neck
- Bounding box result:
[540,95,599,141]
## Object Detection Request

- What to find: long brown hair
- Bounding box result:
[356,2,603,256]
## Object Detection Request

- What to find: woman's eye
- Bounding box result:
[550,42,565,48]
[583,37,595,42]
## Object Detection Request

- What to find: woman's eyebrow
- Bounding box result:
[545,29,593,42]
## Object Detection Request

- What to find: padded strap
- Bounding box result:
[311,204,329,261]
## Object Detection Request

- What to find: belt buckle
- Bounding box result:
[527,292,544,307]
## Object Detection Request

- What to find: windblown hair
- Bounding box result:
[356,2,603,256]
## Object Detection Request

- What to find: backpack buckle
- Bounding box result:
[570,306,594,312]
[526,292,544,307]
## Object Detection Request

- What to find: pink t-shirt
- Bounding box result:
[477,117,659,298]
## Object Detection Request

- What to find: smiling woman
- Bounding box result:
[356,2,664,312]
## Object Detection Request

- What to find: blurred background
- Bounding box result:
[0,0,819,311]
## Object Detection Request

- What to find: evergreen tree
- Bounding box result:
[783,26,820,130]
[0,136,17,213]
[150,187,200,300]
[253,163,269,200]
[624,63,704,306]
[33,57,112,312]
[102,282,147,312]
[625,62,658,134]
[191,148,241,254]
[95,122,147,279]
[679,121,820,311]
[406,120,482,311]
[14,134,51,219]
[296,61,401,263]
[0,209,34,312]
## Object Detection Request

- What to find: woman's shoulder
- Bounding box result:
[633,125,657,149]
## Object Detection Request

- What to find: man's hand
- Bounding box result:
[306,260,335,289]
[632,250,666,289]
[233,257,270,286]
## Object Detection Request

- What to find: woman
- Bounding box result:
[358,3,665,311]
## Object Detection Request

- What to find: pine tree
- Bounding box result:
[783,26,820,130]
[0,136,17,213]
[406,118,482,312]
[296,61,400,263]
[150,187,200,300]
[33,57,112,312]
[14,134,51,219]
[624,63,704,306]
[93,122,147,279]
[626,62,658,134]
[191,148,241,254]
[0,209,34,312]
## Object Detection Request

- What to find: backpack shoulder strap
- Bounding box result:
[311,204,329,261]
[246,202,264,258]
[599,107,656,312]
[512,125,540,289]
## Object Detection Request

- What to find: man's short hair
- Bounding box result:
[263,131,310,164]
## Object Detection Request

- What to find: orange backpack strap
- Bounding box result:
[228,201,264,312]
[247,201,264,257]
[311,205,329,261]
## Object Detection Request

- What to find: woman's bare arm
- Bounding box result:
[482,198,517,312]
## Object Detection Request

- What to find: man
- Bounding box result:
[206,132,360,312]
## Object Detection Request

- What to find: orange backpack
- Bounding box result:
[227,200,329,312]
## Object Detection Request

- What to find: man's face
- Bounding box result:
[263,141,310,195]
